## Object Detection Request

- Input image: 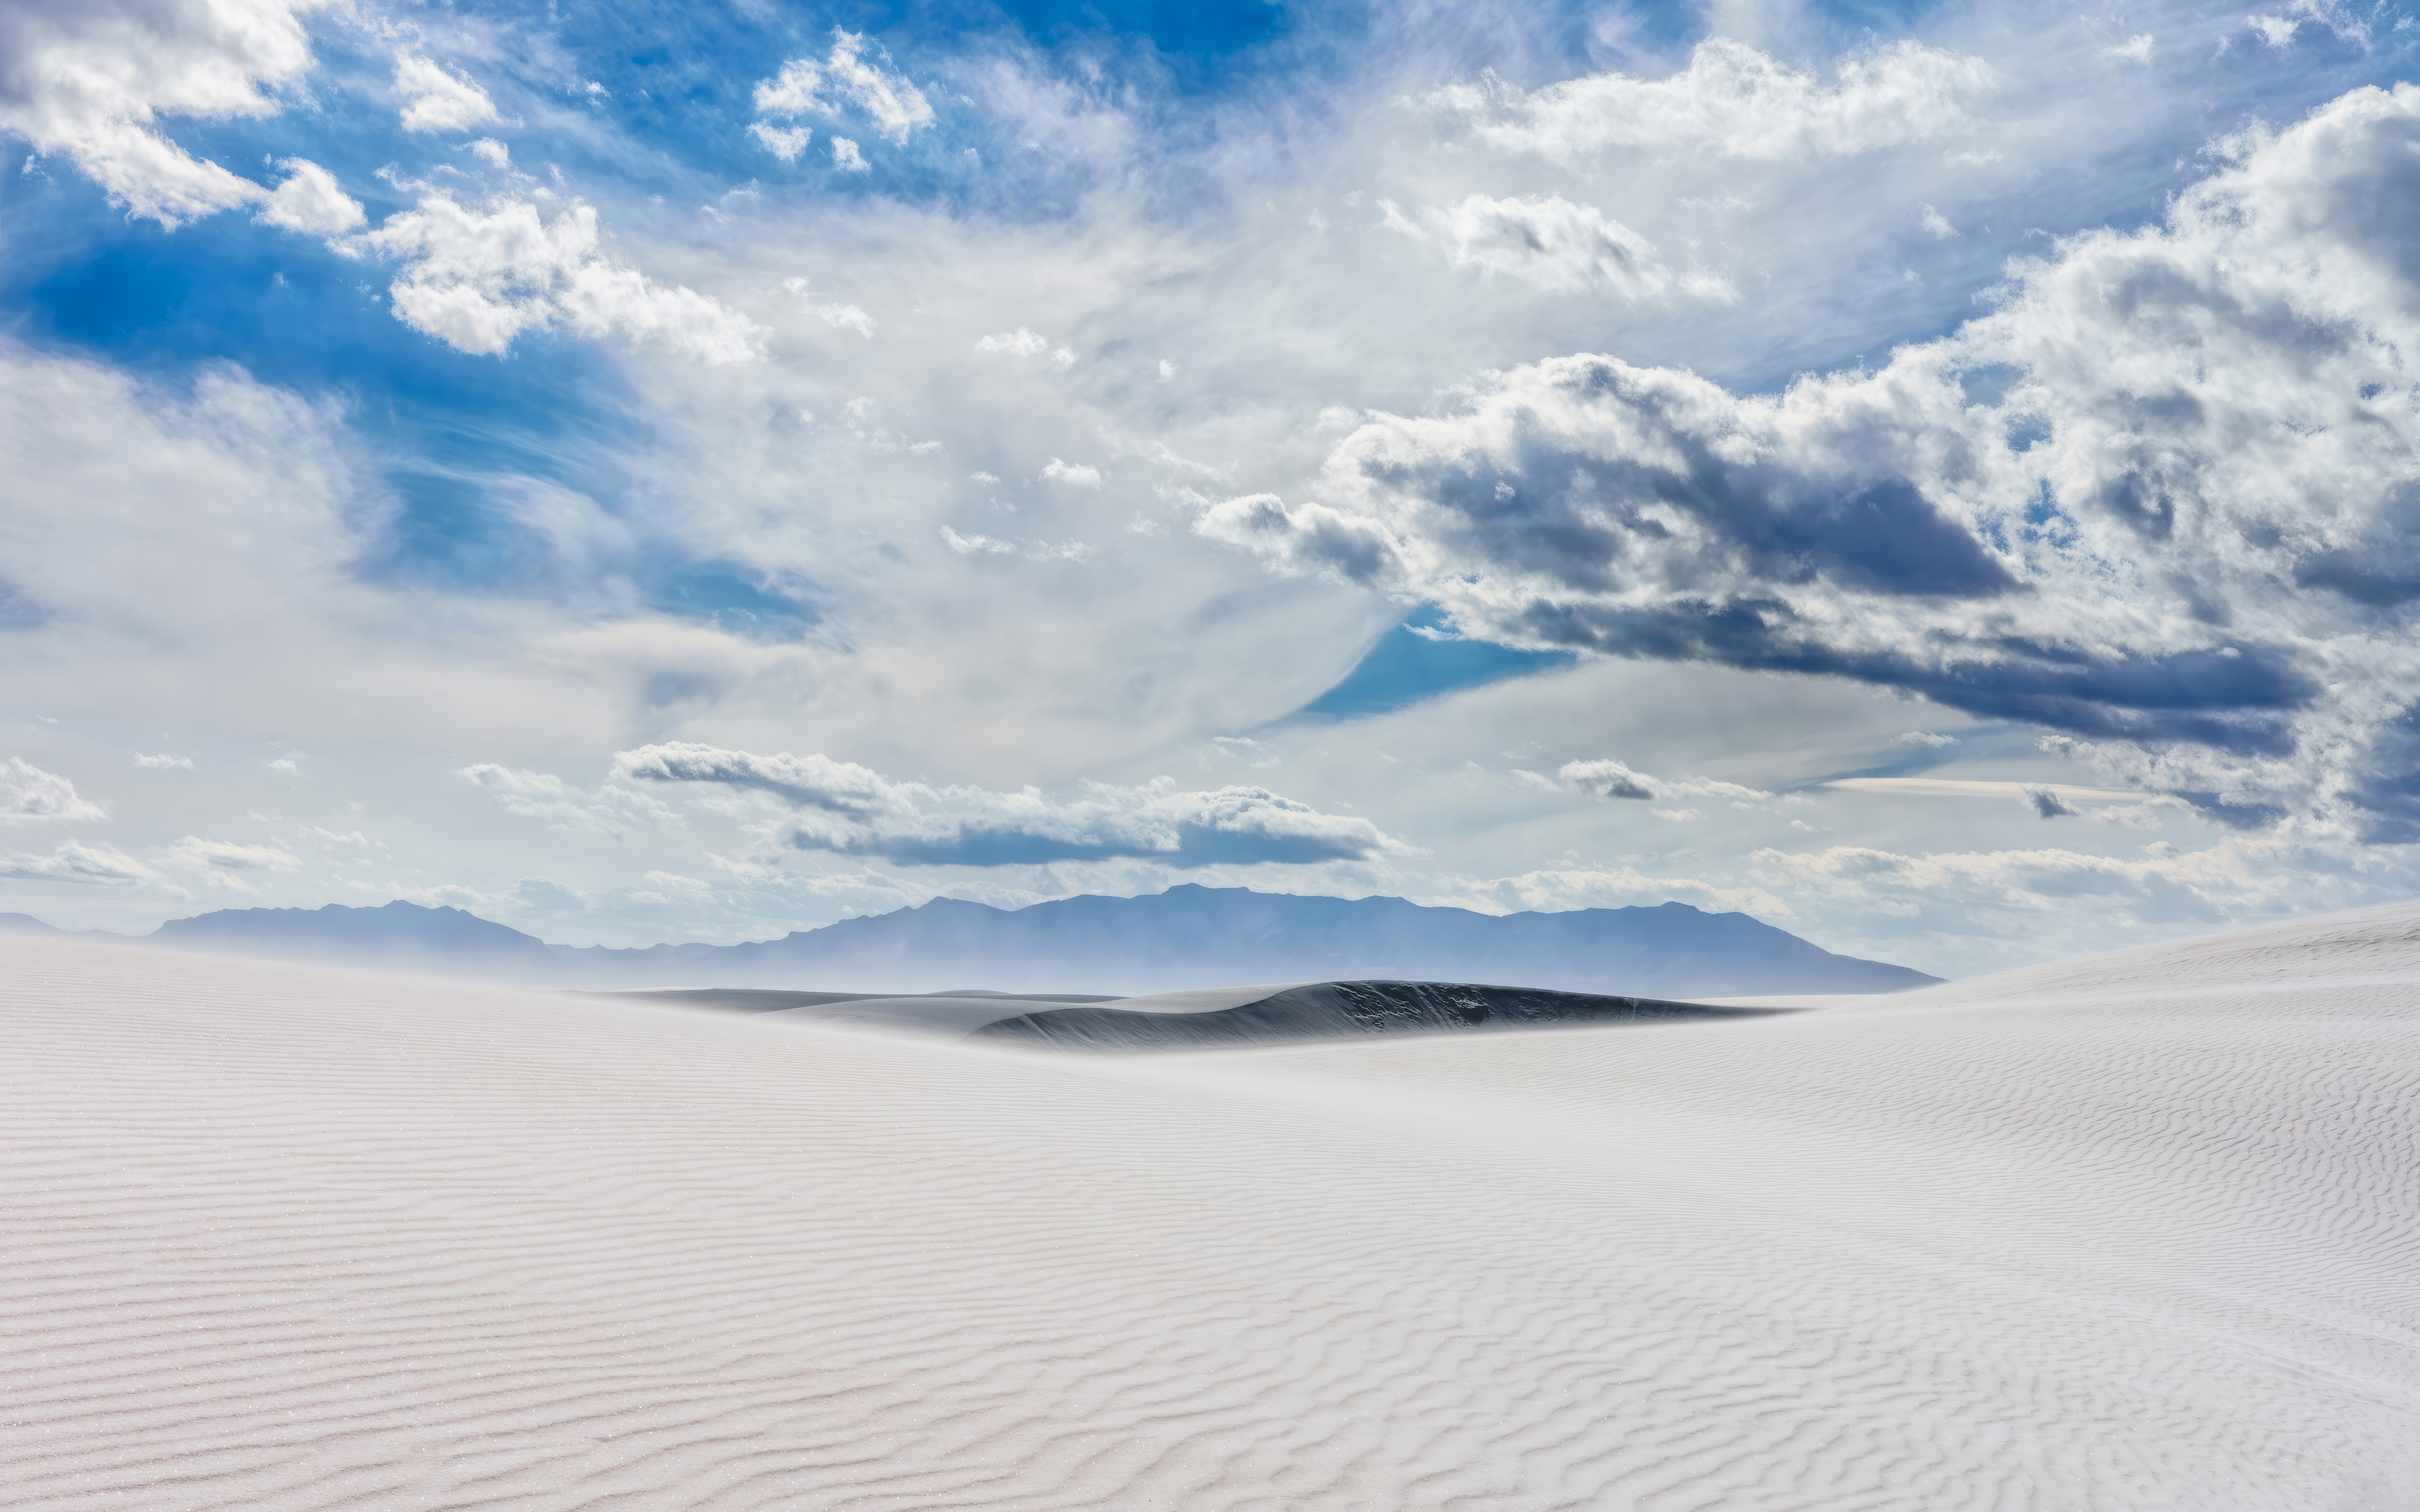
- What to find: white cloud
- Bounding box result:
[0,757,106,822]
[1038,456,1102,488]
[613,741,1409,868]
[170,835,299,870]
[780,276,876,338]
[2249,14,2301,48]
[395,55,500,134]
[353,194,766,361]
[1890,731,1960,748]
[1439,860,1793,920]
[0,839,154,885]
[830,136,868,172]
[940,526,1092,562]
[2106,34,2156,63]
[1919,203,1959,239]
[1744,839,2282,935]
[0,0,322,226]
[133,753,193,768]
[1559,758,1771,803]
[1158,360,1178,382]
[468,137,510,168]
[255,158,364,236]
[750,121,813,162]
[940,526,1018,556]
[974,327,1077,368]
[815,301,875,337]
[1430,38,1998,165]
[2244,1,2372,49]
[752,29,934,146]
[1383,194,1721,302]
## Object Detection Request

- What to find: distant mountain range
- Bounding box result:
[8,886,1942,997]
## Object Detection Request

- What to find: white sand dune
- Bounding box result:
[4,905,2418,1510]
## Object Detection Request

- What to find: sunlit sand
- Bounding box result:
[5,906,2416,1509]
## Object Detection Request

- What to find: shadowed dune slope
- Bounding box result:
[968,979,1774,1049]
[3,908,2418,1511]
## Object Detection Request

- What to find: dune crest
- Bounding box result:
[4,908,2417,1509]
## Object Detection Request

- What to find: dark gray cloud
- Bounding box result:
[2024,786,2076,819]
[1201,85,2420,835]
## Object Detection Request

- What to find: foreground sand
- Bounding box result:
[4,907,2417,1510]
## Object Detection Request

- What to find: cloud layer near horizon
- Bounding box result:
[604,743,1410,868]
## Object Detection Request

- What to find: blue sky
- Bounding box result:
[4,0,2420,976]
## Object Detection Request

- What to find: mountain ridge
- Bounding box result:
[41,885,1942,997]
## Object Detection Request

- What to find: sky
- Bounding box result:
[2,0,2418,978]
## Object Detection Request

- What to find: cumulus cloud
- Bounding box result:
[395,55,499,134]
[0,757,107,822]
[612,741,1410,868]
[1200,86,2420,838]
[353,195,765,361]
[0,838,153,884]
[1559,758,1770,802]
[133,752,193,768]
[750,121,812,163]
[1383,194,1732,302]
[255,158,364,236]
[752,29,933,147]
[1430,38,1997,165]
[830,136,868,172]
[0,0,322,225]
[1038,456,1102,488]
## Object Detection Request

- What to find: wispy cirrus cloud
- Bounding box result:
[1429,38,1999,165]
[0,839,153,884]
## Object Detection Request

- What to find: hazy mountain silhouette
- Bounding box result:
[119,885,1940,997]
[151,901,558,972]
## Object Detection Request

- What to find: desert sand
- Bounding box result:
[4,903,2417,1509]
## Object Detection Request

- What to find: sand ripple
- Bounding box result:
[4,907,2417,1509]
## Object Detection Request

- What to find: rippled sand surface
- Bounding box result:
[5,906,2417,1510]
